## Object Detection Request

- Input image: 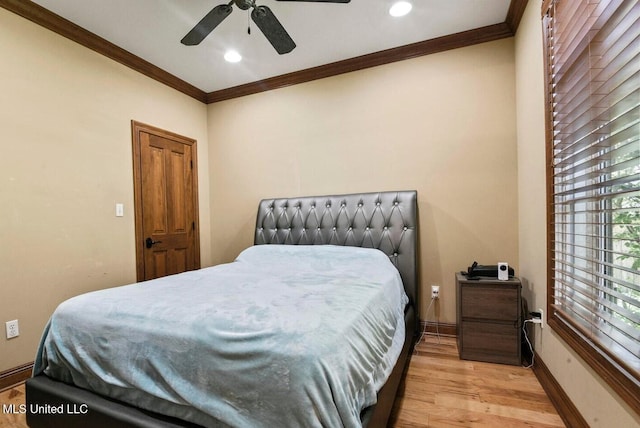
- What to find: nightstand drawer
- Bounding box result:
[460,285,518,321]
[456,273,522,366]
[460,321,520,365]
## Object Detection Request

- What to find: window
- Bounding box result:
[543,0,640,413]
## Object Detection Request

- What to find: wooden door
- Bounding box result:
[132,121,200,281]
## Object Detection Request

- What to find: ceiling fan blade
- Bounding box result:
[181,4,233,46]
[251,6,296,55]
[275,0,350,3]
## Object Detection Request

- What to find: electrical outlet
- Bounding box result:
[5,320,19,339]
[431,285,440,300]
[530,309,544,329]
[538,308,544,329]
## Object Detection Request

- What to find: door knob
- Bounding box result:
[145,237,162,249]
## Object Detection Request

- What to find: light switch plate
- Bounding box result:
[115,203,124,217]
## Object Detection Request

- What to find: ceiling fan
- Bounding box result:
[181,0,351,55]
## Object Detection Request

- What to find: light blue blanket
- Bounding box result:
[35,245,408,427]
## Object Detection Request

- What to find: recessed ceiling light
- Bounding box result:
[224,50,242,63]
[389,1,412,17]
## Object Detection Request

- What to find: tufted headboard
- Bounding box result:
[254,190,419,315]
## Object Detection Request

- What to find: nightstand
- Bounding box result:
[456,273,522,365]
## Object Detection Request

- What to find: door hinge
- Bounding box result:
[192,222,195,231]
[190,160,193,169]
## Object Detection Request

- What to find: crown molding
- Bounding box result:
[207,22,514,103]
[1,0,527,105]
[0,0,208,103]
[506,0,529,33]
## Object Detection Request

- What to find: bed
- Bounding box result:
[26,190,419,428]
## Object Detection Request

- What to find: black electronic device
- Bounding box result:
[463,261,514,278]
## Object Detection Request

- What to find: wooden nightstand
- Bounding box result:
[456,273,522,365]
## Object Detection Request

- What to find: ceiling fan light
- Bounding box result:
[224,50,242,63]
[389,1,412,17]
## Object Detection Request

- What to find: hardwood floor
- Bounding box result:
[0,335,564,428]
[390,335,565,427]
[0,384,25,428]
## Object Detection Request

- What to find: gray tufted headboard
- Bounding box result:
[254,190,419,315]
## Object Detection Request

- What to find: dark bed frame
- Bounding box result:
[26,190,419,428]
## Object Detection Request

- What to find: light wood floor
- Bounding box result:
[0,383,24,428]
[390,335,565,427]
[0,335,564,428]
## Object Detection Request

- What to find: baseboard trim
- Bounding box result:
[419,320,457,337]
[0,362,33,392]
[532,351,589,428]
